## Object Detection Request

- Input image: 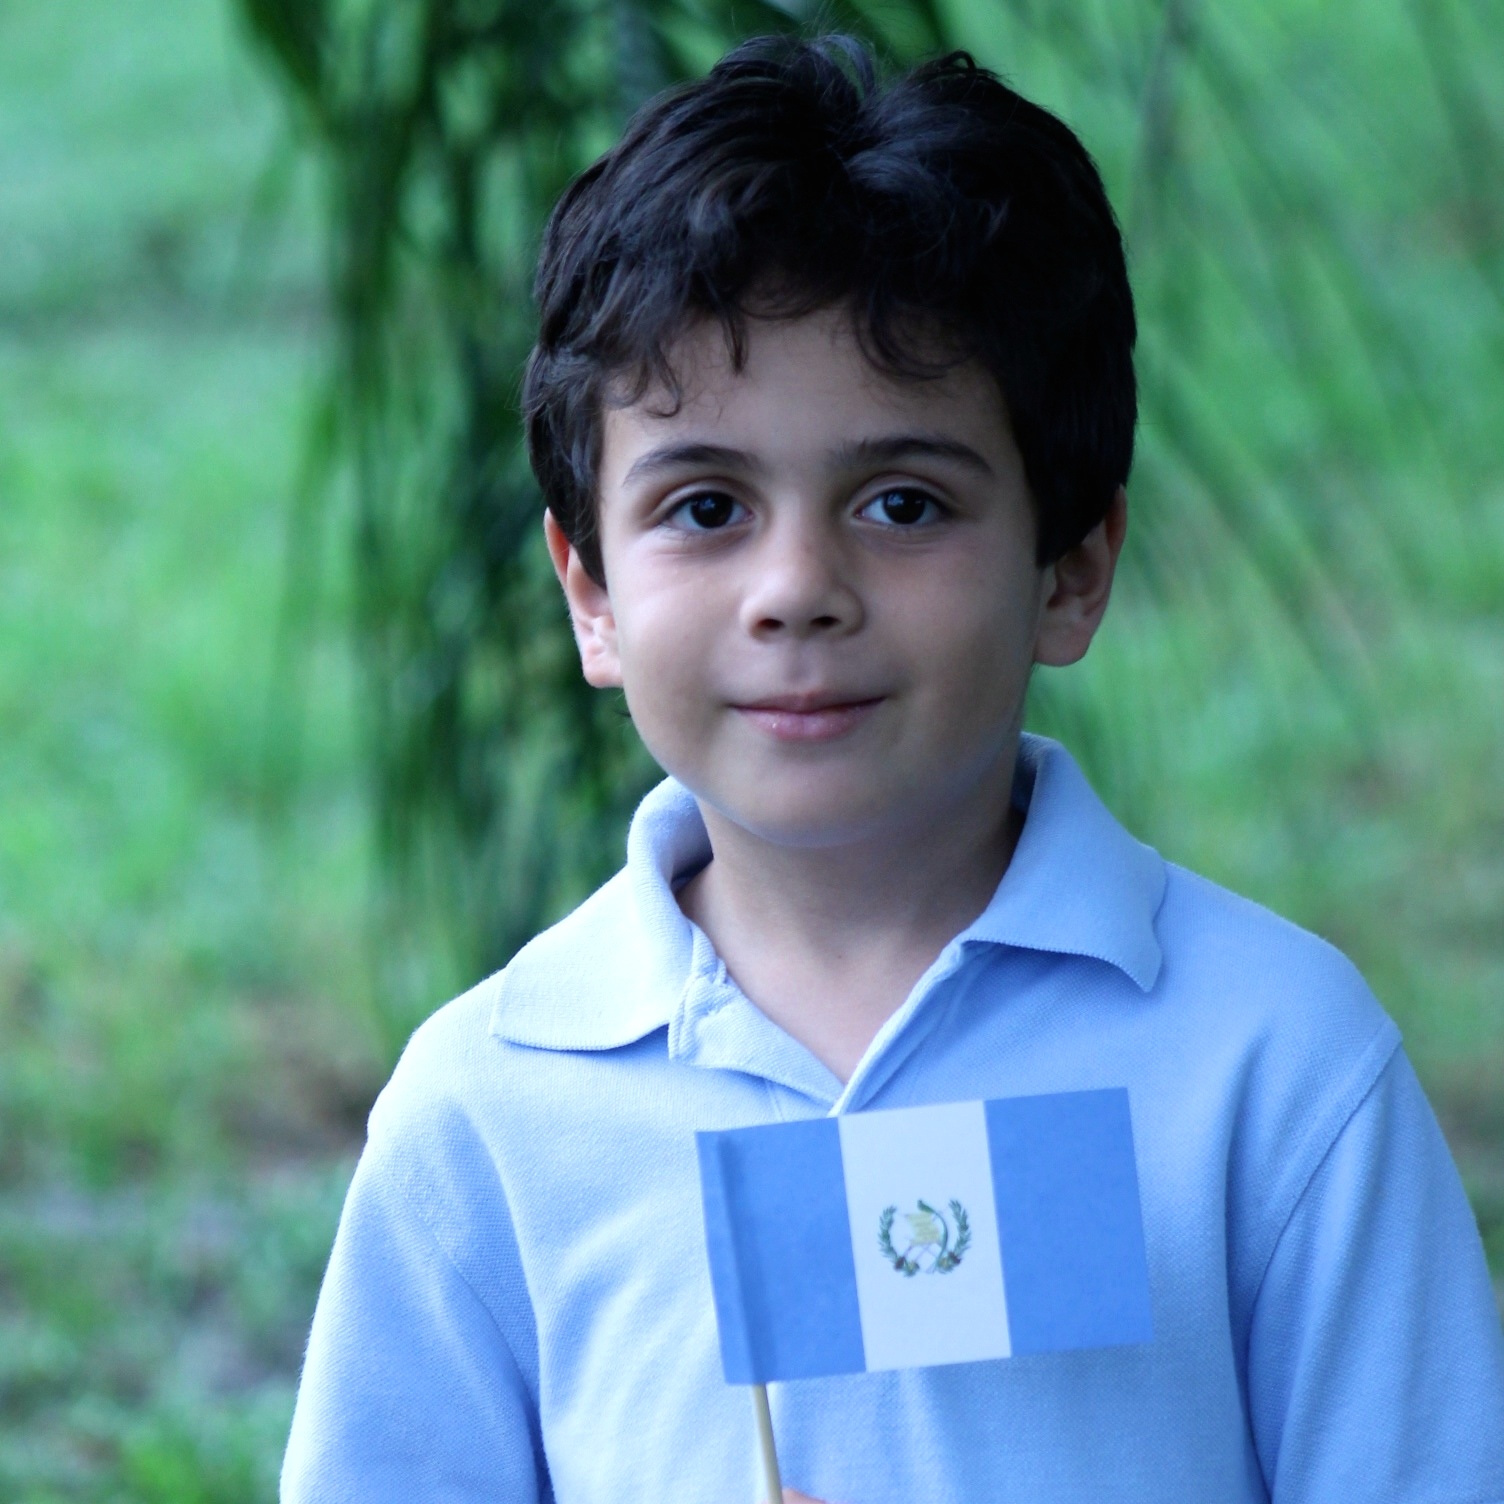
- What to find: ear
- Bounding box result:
[1033,487,1128,668]
[544,510,623,688]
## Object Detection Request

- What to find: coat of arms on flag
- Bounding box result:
[696,1090,1153,1383]
[878,1199,970,1275]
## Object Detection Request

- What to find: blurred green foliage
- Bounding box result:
[233,0,1504,1033]
[0,0,366,1494]
[0,0,1500,1496]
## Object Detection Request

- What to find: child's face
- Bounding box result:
[548,307,1119,851]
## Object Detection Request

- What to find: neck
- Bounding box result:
[677,746,1026,1083]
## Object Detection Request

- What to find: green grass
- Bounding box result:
[0,0,1499,1496]
[0,322,381,1186]
[0,1170,349,1502]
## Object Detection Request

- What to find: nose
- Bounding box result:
[738,514,863,640]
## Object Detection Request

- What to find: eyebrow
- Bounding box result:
[830,434,995,477]
[621,433,995,487]
[622,443,759,486]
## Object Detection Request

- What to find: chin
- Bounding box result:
[704,781,913,850]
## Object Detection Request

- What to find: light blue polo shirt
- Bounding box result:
[282,735,1504,1503]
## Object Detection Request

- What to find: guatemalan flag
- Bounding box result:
[696,1091,1153,1381]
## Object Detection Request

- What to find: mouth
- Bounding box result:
[731,693,885,743]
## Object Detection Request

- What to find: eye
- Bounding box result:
[858,487,944,527]
[667,491,747,531]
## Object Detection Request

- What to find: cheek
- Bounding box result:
[906,556,1043,698]
[609,576,720,742]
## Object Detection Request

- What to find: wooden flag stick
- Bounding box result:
[752,1383,783,1504]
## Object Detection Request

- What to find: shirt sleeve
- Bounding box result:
[280,1145,551,1504]
[1246,1046,1504,1501]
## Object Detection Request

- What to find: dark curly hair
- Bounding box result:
[524,34,1136,583]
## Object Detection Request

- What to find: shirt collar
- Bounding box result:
[489,734,1165,1053]
[966,734,1165,990]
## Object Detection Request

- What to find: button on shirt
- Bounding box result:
[283,736,1504,1503]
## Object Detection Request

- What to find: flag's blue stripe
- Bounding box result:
[696,1119,865,1382]
[986,1089,1154,1354]
[697,1130,756,1384]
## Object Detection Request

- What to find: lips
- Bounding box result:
[731,693,885,743]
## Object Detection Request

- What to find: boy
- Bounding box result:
[283,36,1504,1503]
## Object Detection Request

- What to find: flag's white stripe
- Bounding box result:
[838,1101,1012,1371]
